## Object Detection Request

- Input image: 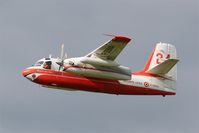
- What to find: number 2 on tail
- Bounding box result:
[156,53,170,64]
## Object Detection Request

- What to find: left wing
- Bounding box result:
[86,36,131,61]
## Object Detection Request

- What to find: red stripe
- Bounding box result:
[141,47,156,72]
[24,68,119,82]
[112,36,131,42]
[23,68,175,95]
[34,73,175,95]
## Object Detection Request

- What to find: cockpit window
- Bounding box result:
[43,61,52,69]
[34,61,44,66]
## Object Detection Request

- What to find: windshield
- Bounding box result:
[34,61,44,66]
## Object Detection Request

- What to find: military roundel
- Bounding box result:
[144,82,149,87]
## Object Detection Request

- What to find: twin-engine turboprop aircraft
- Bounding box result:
[22,35,179,96]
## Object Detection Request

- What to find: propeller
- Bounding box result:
[103,33,116,37]
[56,43,67,71]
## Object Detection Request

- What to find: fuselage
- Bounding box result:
[22,60,175,96]
[22,36,178,96]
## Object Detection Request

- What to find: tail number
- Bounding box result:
[156,53,170,64]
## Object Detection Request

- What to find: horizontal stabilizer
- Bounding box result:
[147,59,179,75]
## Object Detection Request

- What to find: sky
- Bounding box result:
[0,0,198,133]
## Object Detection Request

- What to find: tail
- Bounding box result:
[141,42,179,80]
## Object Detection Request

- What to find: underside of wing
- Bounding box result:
[86,36,131,61]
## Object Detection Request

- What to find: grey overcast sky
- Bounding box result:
[0,0,198,133]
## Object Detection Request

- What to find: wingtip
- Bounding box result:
[112,36,131,42]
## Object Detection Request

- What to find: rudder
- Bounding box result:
[141,42,178,80]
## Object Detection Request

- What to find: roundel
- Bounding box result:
[144,82,149,87]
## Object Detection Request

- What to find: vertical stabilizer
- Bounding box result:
[141,43,178,80]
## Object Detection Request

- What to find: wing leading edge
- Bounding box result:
[86,36,131,61]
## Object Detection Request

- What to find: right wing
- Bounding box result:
[86,36,131,61]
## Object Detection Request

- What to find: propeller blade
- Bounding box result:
[103,33,116,37]
[56,62,62,66]
[58,43,67,71]
[60,43,64,60]
[64,53,67,60]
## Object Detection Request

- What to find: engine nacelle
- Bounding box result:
[63,65,131,80]
[81,57,119,67]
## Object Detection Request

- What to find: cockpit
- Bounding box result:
[43,61,52,69]
[34,61,44,66]
[33,58,53,70]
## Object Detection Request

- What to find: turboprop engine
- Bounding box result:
[63,57,132,80]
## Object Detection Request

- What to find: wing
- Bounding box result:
[86,36,131,61]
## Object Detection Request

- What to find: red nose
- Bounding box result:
[22,68,31,77]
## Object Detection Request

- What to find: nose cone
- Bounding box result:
[22,68,31,77]
[22,68,37,81]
